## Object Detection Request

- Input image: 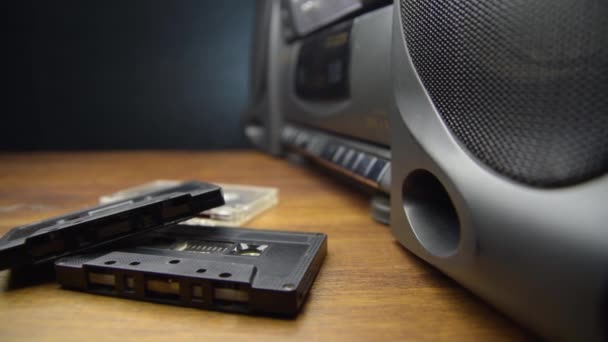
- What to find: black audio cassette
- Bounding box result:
[0,181,224,270]
[55,225,327,317]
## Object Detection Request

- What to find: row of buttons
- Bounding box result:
[282,126,389,185]
[320,143,388,183]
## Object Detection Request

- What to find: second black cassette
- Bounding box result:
[0,181,224,270]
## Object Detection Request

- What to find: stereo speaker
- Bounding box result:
[390,0,608,340]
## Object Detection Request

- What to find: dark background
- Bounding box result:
[3,0,255,150]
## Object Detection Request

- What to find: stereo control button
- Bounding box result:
[332,146,346,164]
[349,152,365,172]
[295,132,309,148]
[322,143,338,160]
[344,150,360,170]
[282,127,298,144]
[340,149,355,168]
[354,154,374,177]
[367,159,388,182]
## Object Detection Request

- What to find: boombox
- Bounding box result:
[244,0,393,196]
[244,0,608,341]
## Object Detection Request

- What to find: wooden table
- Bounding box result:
[0,151,532,341]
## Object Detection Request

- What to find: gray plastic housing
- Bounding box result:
[389,2,608,341]
[243,0,286,155]
[281,5,393,148]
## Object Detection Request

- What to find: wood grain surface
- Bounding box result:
[0,151,532,341]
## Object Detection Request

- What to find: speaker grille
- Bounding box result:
[400,0,608,187]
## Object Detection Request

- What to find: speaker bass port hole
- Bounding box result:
[402,169,460,257]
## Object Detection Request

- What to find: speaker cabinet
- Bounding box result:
[243,0,285,155]
[390,1,608,340]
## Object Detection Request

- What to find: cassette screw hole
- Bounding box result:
[282,283,295,290]
[196,269,206,273]
[129,262,140,266]
[168,259,180,264]
[219,272,232,278]
[104,261,116,265]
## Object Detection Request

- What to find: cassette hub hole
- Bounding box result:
[219,272,232,278]
[168,259,180,264]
